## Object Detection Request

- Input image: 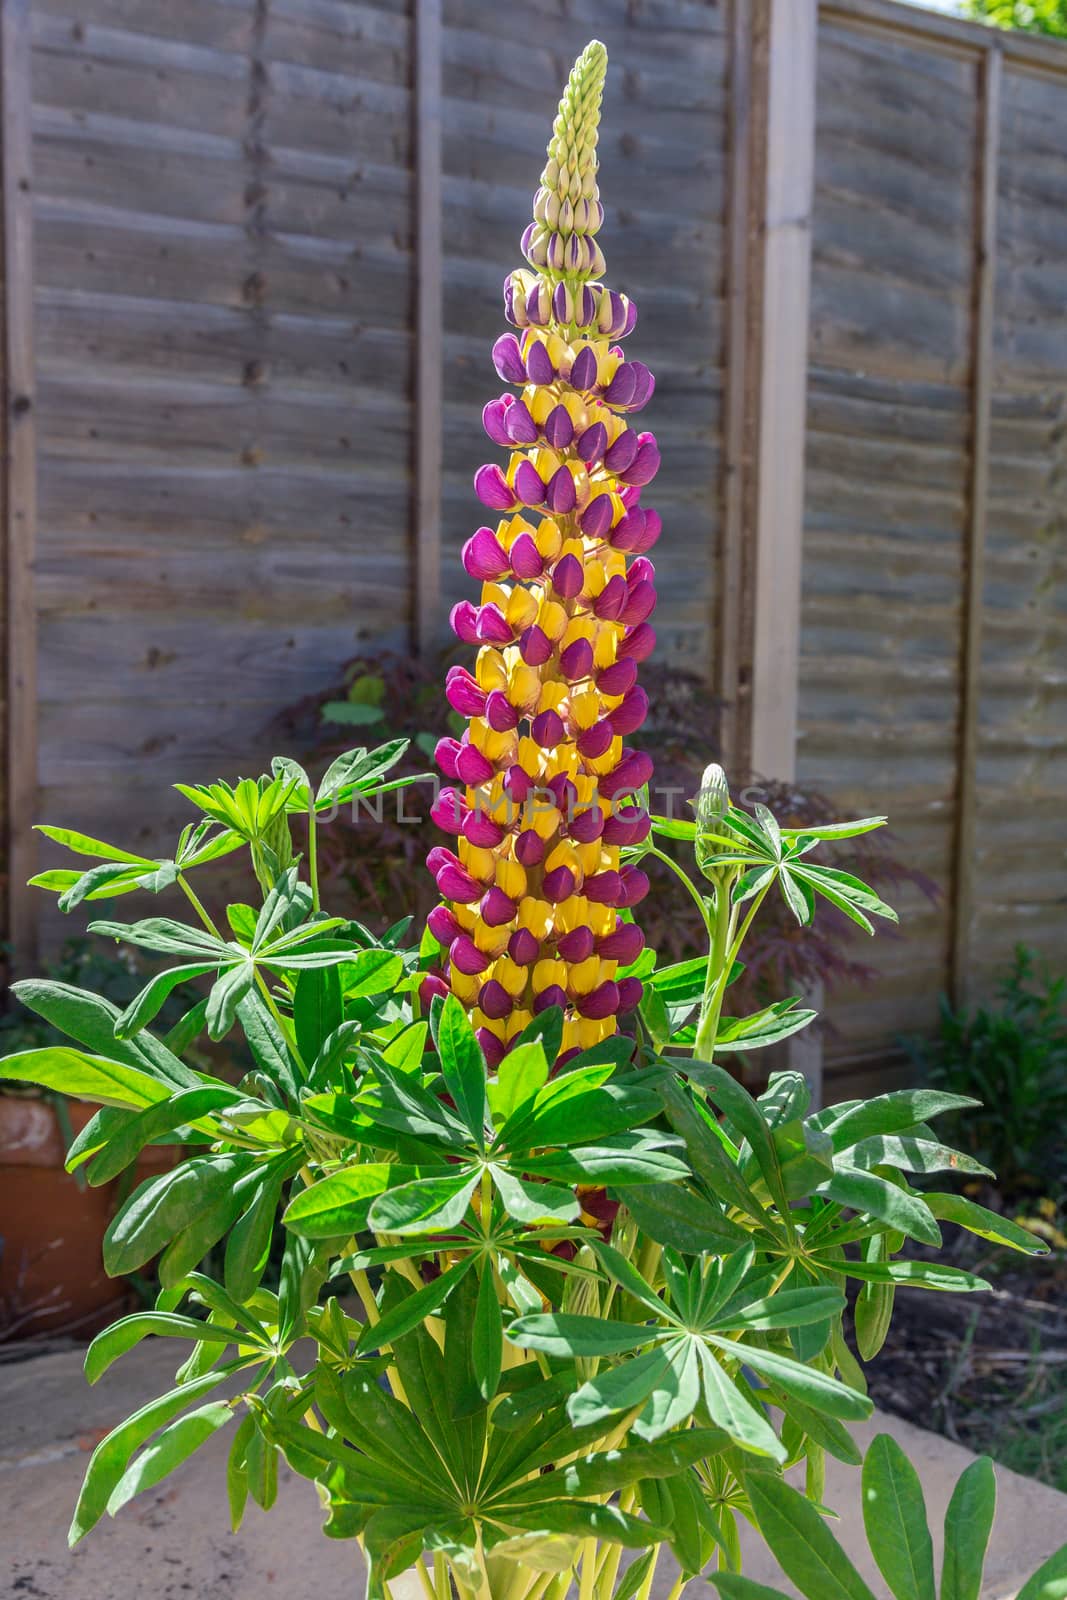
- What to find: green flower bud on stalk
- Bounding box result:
[694,761,733,885]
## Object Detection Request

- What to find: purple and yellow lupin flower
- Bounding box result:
[424,41,660,1068]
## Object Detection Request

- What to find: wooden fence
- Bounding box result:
[1,0,1065,1090]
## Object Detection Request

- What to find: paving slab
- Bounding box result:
[2,1342,1064,1599]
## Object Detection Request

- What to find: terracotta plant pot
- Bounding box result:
[0,1095,176,1343]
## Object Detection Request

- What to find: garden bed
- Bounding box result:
[866,1242,1067,1493]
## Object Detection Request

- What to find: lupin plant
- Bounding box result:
[3,40,1065,1600]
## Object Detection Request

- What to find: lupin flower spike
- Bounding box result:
[426,40,661,1070]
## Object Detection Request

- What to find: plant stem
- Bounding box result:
[178,873,221,937]
[646,845,713,935]
[307,802,320,914]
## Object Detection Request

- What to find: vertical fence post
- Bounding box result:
[748,0,816,787]
[2,0,38,970]
[413,0,443,657]
[950,43,1001,1010]
[739,0,820,1100]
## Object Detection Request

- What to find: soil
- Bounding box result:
[862,1228,1067,1489]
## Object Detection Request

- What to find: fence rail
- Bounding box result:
[1,0,1065,1092]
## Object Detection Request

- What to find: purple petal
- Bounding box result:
[455,742,495,785]
[434,737,462,780]
[508,926,540,965]
[431,787,466,833]
[480,885,517,927]
[616,976,643,1014]
[492,333,527,385]
[534,983,568,1013]
[485,689,519,732]
[519,624,553,666]
[570,345,598,391]
[576,720,615,760]
[597,923,645,964]
[510,532,543,579]
[475,462,516,511]
[545,465,576,514]
[462,526,510,581]
[475,603,514,644]
[604,430,638,474]
[578,980,620,1020]
[619,579,657,628]
[618,623,656,663]
[526,340,555,385]
[568,805,604,845]
[450,600,481,643]
[514,828,545,867]
[584,870,621,906]
[450,934,491,976]
[513,459,546,507]
[479,978,513,1020]
[593,574,628,621]
[531,709,566,748]
[617,865,650,908]
[559,637,594,681]
[580,494,614,539]
[542,866,575,903]
[427,904,461,946]
[610,686,649,737]
[557,925,594,963]
[596,658,637,696]
[577,421,607,463]
[504,398,539,444]
[551,553,584,600]
[603,365,637,407]
[483,397,513,447]
[544,404,574,450]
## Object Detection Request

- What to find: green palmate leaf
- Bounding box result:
[435,993,488,1143]
[473,1260,503,1399]
[507,1313,655,1358]
[633,1336,702,1440]
[502,1499,667,1549]
[505,1428,728,1506]
[486,1041,550,1125]
[381,1021,428,1074]
[621,1182,748,1254]
[712,1578,794,1600]
[696,1343,784,1460]
[282,1164,395,1238]
[817,1168,942,1247]
[639,982,672,1050]
[357,1258,475,1354]
[69,1370,236,1544]
[925,1193,1049,1256]
[35,823,155,865]
[825,1091,980,1153]
[841,1260,990,1294]
[10,980,201,1090]
[849,1134,993,1179]
[106,1401,235,1516]
[779,1394,863,1466]
[715,1001,818,1054]
[788,816,887,844]
[745,1472,878,1600]
[315,738,410,806]
[862,1433,936,1600]
[855,1236,894,1362]
[236,992,301,1101]
[491,1165,579,1224]
[84,1311,243,1384]
[293,965,343,1067]
[84,1085,240,1185]
[695,1063,790,1211]
[711,1337,871,1421]
[568,1345,677,1430]
[367,1169,479,1235]
[340,946,405,998]
[0,1047,172,1110]
[1014,1544,1067,1600]
[717,1286,845,1332]
[104,1153,256,1276]
[941,1456,996,1600]
[225,1160,295,1302]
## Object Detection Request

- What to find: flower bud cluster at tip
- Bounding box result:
[422,40,662,1071]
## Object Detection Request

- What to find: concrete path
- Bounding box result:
[2,1342,1064,1599]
